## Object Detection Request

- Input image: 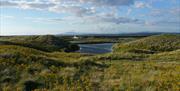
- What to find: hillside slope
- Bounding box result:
[0,45,106,90]
[113,34,180,53]
[149,49,180,61]
[0,34,179,91]
[0,35,79,52]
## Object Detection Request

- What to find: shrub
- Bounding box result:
[22,80,43,91]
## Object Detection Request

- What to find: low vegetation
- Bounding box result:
[70,37,136,44]
[0,35,79,52]
[0,45,106,91]
[149,49,180,62]
[0,34,179,91]
[113,34,180,53]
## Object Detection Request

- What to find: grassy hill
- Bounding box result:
[0,35,79,52]
[149,49,180,62]
[0,34,179,91]
[0,45,106,91]
[113,34,180,53]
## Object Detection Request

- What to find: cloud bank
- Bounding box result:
[0,0,138,24]
[0,0,180,34]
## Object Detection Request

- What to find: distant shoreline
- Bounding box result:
[71,41,116,44]
[1,32,180,37]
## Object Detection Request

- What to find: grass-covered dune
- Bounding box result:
[0,45,107,91]
[113,34,180,53]
[149,49,180,62]
[0,35,79,52]
[0,34,179,91]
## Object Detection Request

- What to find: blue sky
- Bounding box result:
[0,0,180,35]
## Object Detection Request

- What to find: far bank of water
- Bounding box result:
[77,43,114,54]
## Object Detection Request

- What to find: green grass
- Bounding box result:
[149,49,180,62]
[113,34,180,53]
[80,52,150,62]
[71,37,136,44]
[101,60,180,91]
[0,34,179,91]
[0,35,79,52]
[0,45,106,91]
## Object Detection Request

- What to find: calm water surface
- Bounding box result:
[78,43,114,54]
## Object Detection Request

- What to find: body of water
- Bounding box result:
[78,43,114,54]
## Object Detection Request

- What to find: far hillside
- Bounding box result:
[0,35,79,52]
[113,34,180,54]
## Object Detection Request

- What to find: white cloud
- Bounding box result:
[48,0,134,6]
[24,17,64,23]
[85,0,134,6]
[134,1,150,8]
[127,8,132,15]
[0,0,136,18]
[49,5,95,17]
[0,0,18,7]
[150,8,180,17]
[145,20,180,26]
[0,0,55,10]
[81,12,143,24]
[1,0,179,26]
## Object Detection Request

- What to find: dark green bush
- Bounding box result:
[22,80,43,91]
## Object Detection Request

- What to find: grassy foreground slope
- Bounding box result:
[90,34,179,91]
[0,45,107,91]
[149,49,180,61]
[113,34,180,53]
[0,35,79,52]
[0,34,179,91]
[81,34,180,91]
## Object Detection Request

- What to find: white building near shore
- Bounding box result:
[73,35,79,39]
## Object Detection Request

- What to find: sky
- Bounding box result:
[0,0,180,35]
